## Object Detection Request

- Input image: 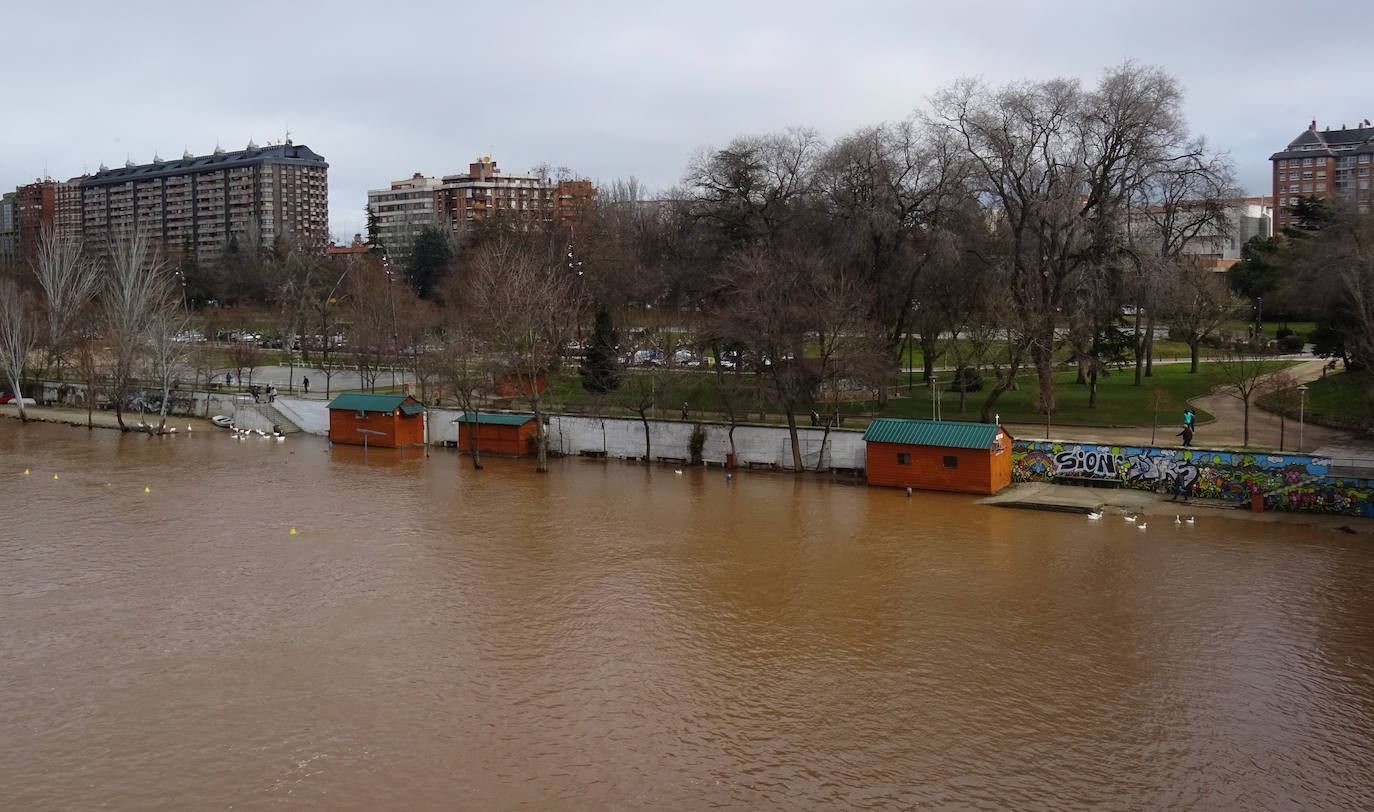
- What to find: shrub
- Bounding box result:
[951,366,983,393]
[1276,327,1293,340]
[1278,334,1305,353]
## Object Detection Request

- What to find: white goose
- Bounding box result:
[1087,511,1103,520]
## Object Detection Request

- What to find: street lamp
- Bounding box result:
[1255,296,1263,337]
[1297,384,1308,453]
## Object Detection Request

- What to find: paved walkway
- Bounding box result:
[1004,359,1374,462]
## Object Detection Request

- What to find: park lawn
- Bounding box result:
[849,360,1299,428]
[1258,368,1373,430]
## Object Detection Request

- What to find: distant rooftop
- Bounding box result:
[1271,121,1374,160]
[81,143,328,186]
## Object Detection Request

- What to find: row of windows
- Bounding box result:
[896,453,959,469]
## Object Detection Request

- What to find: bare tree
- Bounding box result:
[931,62,1192,413]
[468,233,577,473]
[438,318,491,469]
[0,277,38,421]
[102,232,176,431]
[1160,259,1243,372]
[139,302,191,434]
[1214,339,1274,446]
[32,229,101,379]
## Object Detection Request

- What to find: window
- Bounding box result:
[355,410,366,419]
[1304,158,1314,166]
[1360,154,1371,164]
[1303,183,1313,192]
[1302,171,1313,180]
[1317,170,1326,178]
[897,453,911,466]
[1289,184,1299,193]
[1361,167,1371,176]
[1316,183,1326,192]
[942,455,958,469]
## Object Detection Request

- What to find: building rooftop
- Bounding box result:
[1271,122,1374,160]
[81,143,327,186]
[451,412,535,426]
[327,393,424,414]
[862,418,1009,449]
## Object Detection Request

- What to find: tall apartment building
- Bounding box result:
[80,141,329,260]
[436,157,559,228]
[365,172,444,257]
[1270,120,1374,230]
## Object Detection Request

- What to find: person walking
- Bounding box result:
[303,376,310,395]
[225,372,233,388]
[681,402,689,420]
[1177,423,1194,447]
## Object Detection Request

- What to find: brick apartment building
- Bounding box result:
[1270,120,1374,230]
[8,142,329,264]
[367,157,596,257]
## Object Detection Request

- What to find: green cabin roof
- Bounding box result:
[862,418,1007,449]
[451,412,535,426]
[327,392,425,414]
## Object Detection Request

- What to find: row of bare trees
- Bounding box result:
[1,230,194,433]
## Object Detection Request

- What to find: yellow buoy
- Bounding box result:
[23,469,29,475]
[289,527,298,535]
[53,474,59,480]
[144,486,150,493]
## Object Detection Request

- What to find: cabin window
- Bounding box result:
[943,455,958,469]
[897,453,911,466]
[356,410,366,419]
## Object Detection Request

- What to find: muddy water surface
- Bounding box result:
[2,421,1372,809]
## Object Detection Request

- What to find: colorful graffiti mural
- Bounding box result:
[1012,440,1374,517]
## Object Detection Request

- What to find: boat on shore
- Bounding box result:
[211,415,234,429]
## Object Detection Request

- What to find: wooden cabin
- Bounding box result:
[327,393,427,448]
[863,418,1013,495]
[453,412,538,456]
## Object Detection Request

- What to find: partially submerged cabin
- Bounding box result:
[863,418,1012,495]
[327,393,426,448]
[452,412,538,456]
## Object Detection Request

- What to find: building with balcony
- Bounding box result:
[1270,120,1374,230]
[0,192,17,265]
[79,141,328,261]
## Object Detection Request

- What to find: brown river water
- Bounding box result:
[2,420,1372,810]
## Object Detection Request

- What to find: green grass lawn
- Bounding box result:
[847,360,1299,427]
[1257,368,1373,430]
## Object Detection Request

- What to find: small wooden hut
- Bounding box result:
[863,418,1012,494]
[453,412,538,456]
[327,393,427,448]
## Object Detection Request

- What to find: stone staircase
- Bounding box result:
[252,402,302,434]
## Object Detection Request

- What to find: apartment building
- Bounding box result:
[436,157,559,228]
[365,172,444,257]
[1270,120,1374,230]
[0,192,17,265]
[79,141,329,260]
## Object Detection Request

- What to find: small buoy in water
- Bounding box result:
[144,486,150,493]
[906,487,912,497]
[53,474,59,480]
[105,483,111,487]
[726,473,732,482]
[289,527,297,535]
[23,469,29,475]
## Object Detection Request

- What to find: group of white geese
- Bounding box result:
[1084,511,1195,531]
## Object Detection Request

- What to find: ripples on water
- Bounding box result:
[1,422,1372,810]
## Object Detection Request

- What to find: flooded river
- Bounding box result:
[2,420,1372,810]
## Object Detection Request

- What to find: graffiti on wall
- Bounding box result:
[1012,440,1374,517]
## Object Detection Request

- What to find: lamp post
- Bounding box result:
[1297,384,1308,453]
[1255,296,1263,337]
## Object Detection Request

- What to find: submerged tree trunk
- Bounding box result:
[785,409,803,471]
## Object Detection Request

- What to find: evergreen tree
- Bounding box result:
[404,226,453,301]
[579,306,620,393]
[365,205,383,251]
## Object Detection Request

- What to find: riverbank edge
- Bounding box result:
[7,404,1369,531]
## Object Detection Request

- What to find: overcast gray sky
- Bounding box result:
[5,0,1370,241]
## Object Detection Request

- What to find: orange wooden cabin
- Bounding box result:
[327,393,427,448]
[863,418,1013,495]
[453,412,538,456]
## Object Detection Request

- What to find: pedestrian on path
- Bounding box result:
[303,376,310,394]
[1177,424,1194,447]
